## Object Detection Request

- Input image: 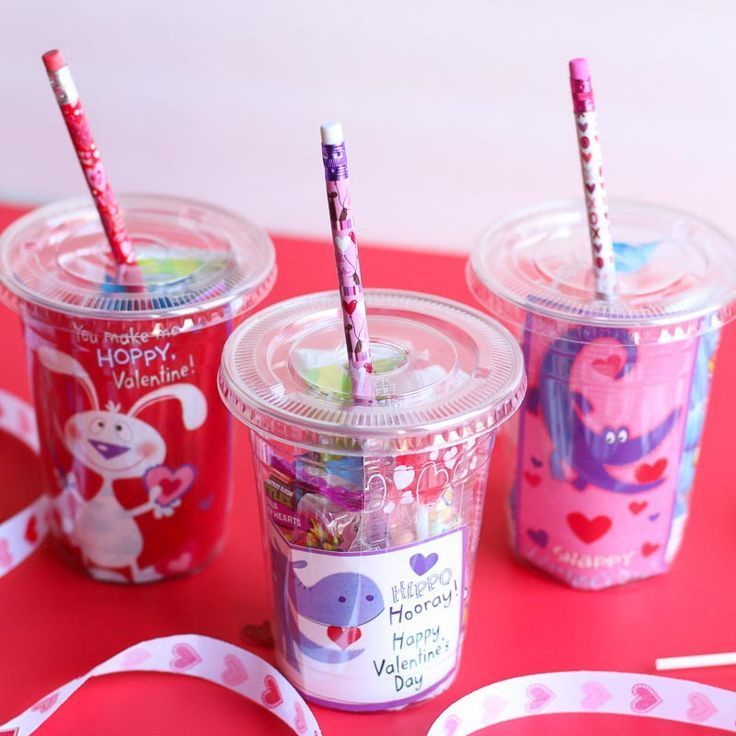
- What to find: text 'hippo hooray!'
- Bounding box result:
[371,561,461,695]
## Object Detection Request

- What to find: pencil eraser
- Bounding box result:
[42,49,67,73]
[569,57,590,81]
[320,121,344,145]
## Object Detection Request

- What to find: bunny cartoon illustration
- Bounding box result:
[37,344,207,583]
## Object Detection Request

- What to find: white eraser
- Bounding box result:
[320,121,344,145]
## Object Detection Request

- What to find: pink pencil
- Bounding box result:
[569,57,616,300]
[320,122,374,402]
[42,49,137,266]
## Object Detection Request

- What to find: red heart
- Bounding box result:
[24,516,38,544]
[327,625,362,650]
[631,683,662,713]
[261,675,283,708]
[416,463,450,504]
[582,152,592,163]
[585,183,596,194]
[642,542,660,557]
[635,459,667,483]
[629,501,648,515]
[567,513,612,544]
[592,354,622,377]
[523,471,541,488]
[342,300,358,315]
[144,464,195,506]
[578,121,588,132]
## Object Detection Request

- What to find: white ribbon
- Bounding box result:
[0,390,47,579]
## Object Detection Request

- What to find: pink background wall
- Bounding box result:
[1,1,733,252]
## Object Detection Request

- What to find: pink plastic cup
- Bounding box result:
[468,200,736,589]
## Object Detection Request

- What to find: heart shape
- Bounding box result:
[294,701,308,734]
[343,300,358,315]
[526,683,554,712]
[630,683,662,713]
[567,513,612,544]
[577,121,588,132]
[0,540,12,568]
[523,471,541,487]
[120,648,151,668]
[416,463,450,504]
[641,542,660,557]
[527,528,549,548]
[145,464,195,506]
[242,620,274,649]
[166,551,193,573]
[24,516,38,544]
[443,715,462,736]
[581,680,612,709]
[334,235,352,253]
[482,694,508,721]
[649,512,661,522]
[629,501,648,515]
[170,643,202,671]
[261,675,283,708]
[686,692,718,723]
[327,625,362,650]
[592,354,622,377]
[31,692,59,713]
[393,465,415,491]
[635,459,667,483]
[530,456,543,468]
[443,447,459,469]
[221,654,249,686]
[586,183,596,194]
[582,152,592,163]
[410,552,438,576]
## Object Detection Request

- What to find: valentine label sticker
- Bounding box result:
[269,524,466,709]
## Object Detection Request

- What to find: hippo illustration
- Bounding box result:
[270,536,384,671]
[528,326,679,494]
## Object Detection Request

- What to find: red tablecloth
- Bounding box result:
[2,203,735,735]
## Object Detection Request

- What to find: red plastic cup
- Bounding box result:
[0,194,275,583]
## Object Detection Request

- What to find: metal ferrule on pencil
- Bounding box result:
[321,142,349,181]
[570,77,595,113]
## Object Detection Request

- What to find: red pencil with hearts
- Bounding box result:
[320,122,374,402]
[42,49,137,266]
[569,57,616,300]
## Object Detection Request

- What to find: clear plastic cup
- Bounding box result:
[468,200,736,590]
[0,194,275,583]
[218,289,525,711]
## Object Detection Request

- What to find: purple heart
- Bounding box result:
[530,456,543,468]
[649,512,660,521]
[527,528,549,548]
[410,552,438,576]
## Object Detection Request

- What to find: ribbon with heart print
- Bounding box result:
[0,634,321,736]
[2,636,736,735]
[428,671,735,734]
[0,389,48,579]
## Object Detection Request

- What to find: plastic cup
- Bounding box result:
[0,194,275,583]
[468,200,736,590]
[218,289,525,711]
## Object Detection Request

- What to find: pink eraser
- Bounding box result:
[42,49,67,73]
[569,57,590,81]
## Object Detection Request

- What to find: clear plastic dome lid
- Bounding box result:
[0,194,276,325]
[218,289,526,455]
[468,200,736,343]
